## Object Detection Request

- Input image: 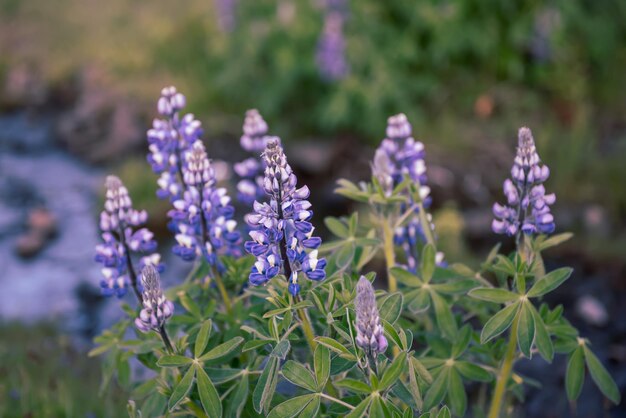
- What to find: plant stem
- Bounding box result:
[319,393,356,410]
[381,218,397,292]
[417,202,436,246]
[487,315,520,418]
[158,324,174,354]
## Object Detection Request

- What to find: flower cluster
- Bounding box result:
[355,276,388,355]
[373,113,443,272]
[169,140,241,268]
[95,176,162,299]
[234,109,274,205]
[146,86,203,201]
[492,127,556,236]
[135,265,174,333]
[244,138,326,295]
[316,1,349,81]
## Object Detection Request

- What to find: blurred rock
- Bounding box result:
[0,112,54,153]
[56,67,143,164]
[474,94,494,119]
[0,63,48,109]
[576,295,609,327]
[15,232,46,259]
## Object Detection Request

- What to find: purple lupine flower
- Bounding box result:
[95,176,162,300]
[374,114,444,272]
[135,265,174,333]
[316,11,349,81]
[214,0,237,32]
[355,276,387,355]
[244,138,326,296]
[234,110,275,205]
[168,140,241,269]
[147,86,203,201]
[492,127,556,236]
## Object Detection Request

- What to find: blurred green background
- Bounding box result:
[0,0,625,416]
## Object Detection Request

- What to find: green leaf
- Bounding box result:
[242,339,270,352]
[529,305,554,362]
[195,320,212,358]
[380,352,406,390]
[378,293,403,324]
[196,365,222,418]
[325,217,350,238]
[407,288,431,313]
[447,367,467,417]
[451,325,472,358]
[298,395,321,418]
[566,346,585,401]
[437,406,451,418]
[527,268,573,298]
[492,255,516,276]
[88,343,113,357]
[421,244,436,283]
[423,368,449,410]
[315,337,356,360]
[369,396,387,418]
[177,291,202,318]
[314,345,331,391]
[407,358,423,410]
[157,355,193,368]
[455,361,492,382]
[206,368,242,384]
[335,378,372,394]
[517,302,536,358]
[430,291,458,339]
[583,346,621,404]
[199,337,244,362]
[282,361,318,392]
[480,302,520,344]
[468,288,520,304]
[345,397,371,418]
[225,373,248,418]
[335,242,356,270]
[432,279,477,295]
[390,267,423,287]
[538,232,573,251]
[267,394,316,418]
[382,320,404,350]
[271,340,291,359]
[411,357,433,384]
[168,366,195,411]
[253,356,279,414]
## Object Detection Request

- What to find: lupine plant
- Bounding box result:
[90,88,620,418]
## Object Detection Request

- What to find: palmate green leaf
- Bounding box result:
[335,378,372,394]
[492,255,516,276]
[583,345,621,404]
[199,337,244,362]
[421,244,436,283]
[527,267,573,298]
[369,396,389,418]
[267,394,317,418]
[538,232,573,251]
[225,373,248,418]
[468,288,520,304]
[196,365,222,418]
[242,339,270,352]
[410,357,433,384]
[380,352,406,390]
[157,355,193,368]
[298,395,321,418]
[168,365,195,411]
[447,367,467,417]
[253,356,279,414]
[566,346,585,401]
[382,320,404,350]
[430,291,458,339]
[272,340,291,359]
[378,292,403,324]
[335,242,356,270]
[335,179,370,203]
[423,367,449,411]
[282,361,318,392]
[315,336,356,360]
[407,357,424,410]
[451,325,472,358]
[529,304,554,362]
[480,301,520,344]
[325,217,350,238]
[437,406,451,418]
[455,361,492,382]
[314,345,331,391]
[407,288,430,313]
[390,267,423,287]
[431,279,477,295]
[195,320,212,358]
[206,368,242,384]
[345,396,372,418]
[177,291,202,319]
[517,302,536,358]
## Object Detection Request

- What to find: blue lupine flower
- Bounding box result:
[168,140,241,269]
[373,114,444,272]
[135,265,174,333]
[244,138,326,296]
[95,176,162,299]
[147,86,203,201]
[234,110,274,205]
[316,11,349,81]
[492,127,556,236]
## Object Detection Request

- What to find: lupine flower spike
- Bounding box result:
[492,127,555,240]
[135,265,175,353]
[244,138,326,296]
[373,113,444,272]
[95,176,162,301]
[355,276,388,372]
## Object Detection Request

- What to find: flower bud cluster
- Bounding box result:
[135,266,174,333]
[355,277,388,355]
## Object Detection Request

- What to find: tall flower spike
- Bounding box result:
[169,140,241,268]
[234,110,275,205]
[95,176,162,300]
[244,138,326,296]
[355,277,388,355]
[135,265,174,333]
[147,86,203,201]
[492,127,556,237]
[316,11,349,81]
[373,114,444,272]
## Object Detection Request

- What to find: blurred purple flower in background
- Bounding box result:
[214,0,237,32]
[492,127,555,237]
[95,176,162,301]
[316,0,349,81]
[245,138,325,296]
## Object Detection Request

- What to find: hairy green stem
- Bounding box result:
[488,315,520,418]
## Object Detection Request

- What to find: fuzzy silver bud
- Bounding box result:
[355,276,388,355]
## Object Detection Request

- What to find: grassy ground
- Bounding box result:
[0,322,127,418]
